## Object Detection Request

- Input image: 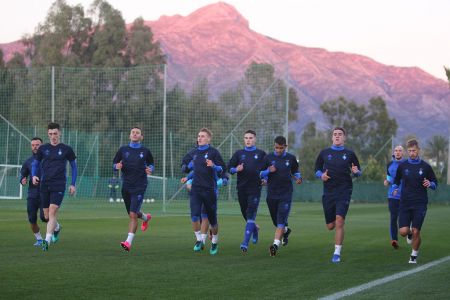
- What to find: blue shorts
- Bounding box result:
[40,185,65,207]
[266,196,291,228]
[322,186,352,224]
[122,189,144,214]
[399,205,427,230]
[190,187,218,226]
[27,196,45,224]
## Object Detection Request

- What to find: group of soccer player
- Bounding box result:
[20,123,437,264]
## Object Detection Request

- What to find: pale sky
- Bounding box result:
[1,0,449,80]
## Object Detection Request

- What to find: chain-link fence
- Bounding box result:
[0,64,448,211]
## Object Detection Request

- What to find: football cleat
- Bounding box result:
[210,243,219,255]
[282,227,291,246]
[331,254,341,263]
[391,240,399,249]
[193,241,204,252]
[141,213,152,231]
[406,233,413,245]
[269,244,278,257]
[33,239,43,247]
[409,255,417,264]
[120,241,131,252]
[42,240,49,252]
[240,244,248,253]
[51,226,61,243]
[252,225,260,244]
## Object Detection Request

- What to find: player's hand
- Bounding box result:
[423,178,431,188]
[21,177,28,185]
[181,177,188,184]
[269,165,276,173]
[383,179,389,186]
[145,166,152,175]
[392,189,398,196]
[236,163,244,172]
[261,179,267,186]
[69,185,76,195]
[115,161,123,170]
[295,178,303,185]
[321,170,330,182]
[32,176,40,185]
[351,163,359,174]
[206,159,214,167]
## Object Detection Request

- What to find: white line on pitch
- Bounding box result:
[319,255,450,300]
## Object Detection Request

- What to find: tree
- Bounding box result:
[425,135,448,175]
[5,52,26,68]
[298,122,329,180]
[125,17,165,66]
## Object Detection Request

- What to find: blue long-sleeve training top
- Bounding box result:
[20,153,40,197]
[228,146,266,193]
[314,145,361,190]
[386,156,406,200]
[393,157,437,207]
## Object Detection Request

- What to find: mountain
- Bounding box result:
[2,2,449,141]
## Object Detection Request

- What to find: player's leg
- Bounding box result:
[27,196,43,246]
[282,198,293,246]
[266,197,280,256]
[137,192,152,232]
[48,191,64,245]
[331,188,350,263]
[190,188,203,251]
[408,206,427,263]
[200,204,210,244]
[120,190,132,251]
[245,194,261,249]
[202,189,219,255]
[237,190,248,221]
[388,198,400,249]
[273,197,291,253]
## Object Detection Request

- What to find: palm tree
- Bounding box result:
[425,135,448,172]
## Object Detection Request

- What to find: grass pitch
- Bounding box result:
[0,199,449,299]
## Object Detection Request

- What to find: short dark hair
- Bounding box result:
[131,126,142,132]
[244,130,256,136]
[31,137,43,143]
[274,136,286,145]
[48,122,60,130]
[333,127,346,135]
[406,139,419,148]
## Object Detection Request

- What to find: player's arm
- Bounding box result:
[384,162,393,186]
[69,160,77,195]
[20,159,30,185]
[181,152,194,173]
[31,159,41,185]
[259,156,270,181]
[145,150,155,175]
[113,148,123,170]
[291,156,302,184]
[314,151,329,181]
[392,164,403,195]
[351,153,362,177]
[208,150,226,174]
[423,166,438,190]
[228,152,240,174]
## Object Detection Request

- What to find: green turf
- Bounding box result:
[0,200,449,299]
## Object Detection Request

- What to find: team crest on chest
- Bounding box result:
[204,153,209,159]
[140,152,144,159]
[254,154,258,159]
[58,149,62,156]
[285,160,290,166]
[419,168,423,175]
[342,154,347,160]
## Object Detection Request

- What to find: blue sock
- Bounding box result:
[242,222,255,247]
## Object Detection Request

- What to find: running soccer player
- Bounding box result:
[314,127,361,263]
[228,130,266,253]
[181,128,226,255]
[260,136,302,257]
[392,139,437,264]
[32,123,77,252]
[384,145,406,249]
[113,127,154,252]
[20,137,46,246]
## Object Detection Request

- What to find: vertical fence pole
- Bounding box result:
[162,64,167,212]
[51,66,55,122]
[285,66,289,144]
[170,131,174,178]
